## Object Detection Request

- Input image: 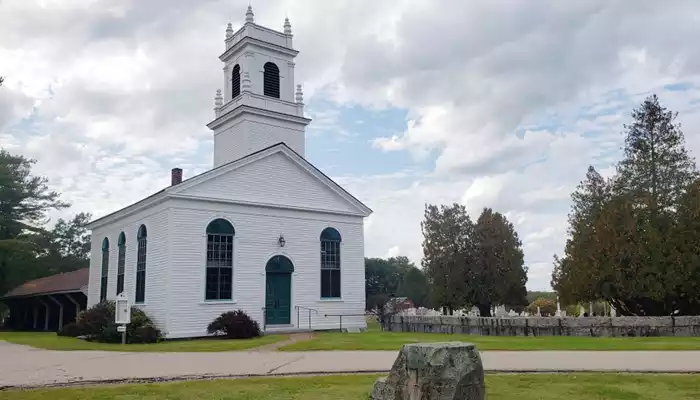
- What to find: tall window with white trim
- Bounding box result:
[320,227,341,298]
[116,232,126,295]
[135,225,147,303]
[100,238,109,302]
[205,219,235,301]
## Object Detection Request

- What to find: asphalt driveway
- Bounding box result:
[2,341,700,389]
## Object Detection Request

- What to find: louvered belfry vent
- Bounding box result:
[232,64,241,98]
[263,62,280,98]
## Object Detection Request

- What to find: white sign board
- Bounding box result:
[115,292,131,324]
[117,325,127,333]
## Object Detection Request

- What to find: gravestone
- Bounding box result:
[370,342,485,400]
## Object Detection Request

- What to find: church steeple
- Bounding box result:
[207,8,311,167]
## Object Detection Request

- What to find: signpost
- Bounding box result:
[115,292,131,345]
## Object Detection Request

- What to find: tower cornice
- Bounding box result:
[220,36,298,61]
[207,103,311,131]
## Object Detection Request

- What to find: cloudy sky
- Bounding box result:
[2,0,700,290]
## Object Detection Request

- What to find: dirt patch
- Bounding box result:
[252,333,316,352]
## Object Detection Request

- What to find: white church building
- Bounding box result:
[86,7,372,339]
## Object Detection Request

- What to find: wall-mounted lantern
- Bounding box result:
[278,234,286,247]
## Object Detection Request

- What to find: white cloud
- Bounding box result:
[3,0,700,291]
[385,246,401,259]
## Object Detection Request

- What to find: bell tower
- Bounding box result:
[208,6,311,167]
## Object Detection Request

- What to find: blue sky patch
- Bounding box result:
[664,82,693,92]
[304,100,435,176]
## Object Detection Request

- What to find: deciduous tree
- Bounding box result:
[526,297,557,317]
[365,256,415,310]
[397,266,430,308]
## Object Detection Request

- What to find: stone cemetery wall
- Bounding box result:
[383,315,700,337]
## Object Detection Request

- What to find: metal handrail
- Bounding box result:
[323,313,366,332]
[295,305,319,330]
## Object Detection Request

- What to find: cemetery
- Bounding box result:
[382,315,700,337]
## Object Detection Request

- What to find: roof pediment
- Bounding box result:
[87,143,371,230]
[169,143,372,217]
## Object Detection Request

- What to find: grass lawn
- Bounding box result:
[280,329,700,351]
[3,374,700,399]
[0,331,286,352]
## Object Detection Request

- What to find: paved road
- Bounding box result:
[2,341,700,389]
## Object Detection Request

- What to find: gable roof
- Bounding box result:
[1,268,89,299]
[87,142,372,230]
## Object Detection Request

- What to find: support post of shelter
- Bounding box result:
[38,298,50,331]
[32,305,38,329]
[48,295,64,330]
[65,293,81,316]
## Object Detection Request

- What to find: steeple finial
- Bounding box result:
[284,17,292,35]
[225,21,233,38]
[214,89,224,117]
[295,84,304,104]
[245,5,255,23]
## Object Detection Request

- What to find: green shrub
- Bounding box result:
[57,322,81,337]
[97,323,123,343]
[75,301,114,337]
[73,301,161,343]
[207,310,261,339]
[131,325,161,343]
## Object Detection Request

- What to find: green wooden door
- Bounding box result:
[265,273,291,325]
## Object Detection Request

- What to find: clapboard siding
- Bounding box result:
[87,203,170,330]
[181,151,358,215]
[166,198,366,338]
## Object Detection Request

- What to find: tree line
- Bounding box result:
[0,150,91,310]
[365,206,529,317]
[365,256,430,310]
[421,205,528,316]
[552,95,700,316]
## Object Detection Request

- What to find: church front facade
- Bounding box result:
[86,7,371,339]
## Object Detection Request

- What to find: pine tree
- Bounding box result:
[0,150,68,296]
[552,166,610,304]
[469,208,527,316]
[421,203,474,315]
[554,95,700,315]
[614,94,697,214]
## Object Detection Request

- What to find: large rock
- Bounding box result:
[370,342,485,400]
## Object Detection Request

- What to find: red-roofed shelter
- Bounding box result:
[1,269,89,331]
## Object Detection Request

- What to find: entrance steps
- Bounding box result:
[264,325,313,335]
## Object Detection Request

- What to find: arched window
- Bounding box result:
[100,238,109,302]
[205,219,235,300]
[231,64,241,98]
[135,225,147,304]
[263,62,280,98]
[116,232,126,295]
[320,227,341,298]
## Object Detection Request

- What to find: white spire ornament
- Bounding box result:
[245,5,255,23]
[214,89,223,117]
[226,21,233,39]
[284,17,292,35]
[295,84,304,103]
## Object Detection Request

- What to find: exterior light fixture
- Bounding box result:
[278,235,286,247]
